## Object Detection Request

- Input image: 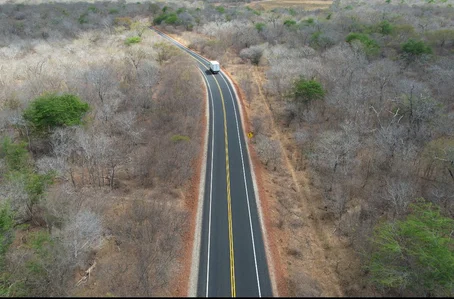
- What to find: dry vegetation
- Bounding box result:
[0,1,204,296]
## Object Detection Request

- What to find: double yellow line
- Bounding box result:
[215,77,237,298]
[155,30,237,297]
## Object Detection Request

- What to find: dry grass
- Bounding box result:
[249,0,332,10]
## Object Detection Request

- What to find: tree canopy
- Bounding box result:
[23,93,89,134]
[401,39,433,59]
[291,77,325,107]
[368,198,454,296]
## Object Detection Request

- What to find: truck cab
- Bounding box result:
[209,61,220,74]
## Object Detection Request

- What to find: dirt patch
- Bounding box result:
[249,0,332,10]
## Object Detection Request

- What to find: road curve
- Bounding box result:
[152,28,273,297]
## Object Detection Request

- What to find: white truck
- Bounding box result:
[209,61,220,74]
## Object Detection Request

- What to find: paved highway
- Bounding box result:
[153,29,273,297]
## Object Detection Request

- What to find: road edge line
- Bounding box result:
[221,70,279,297]
[188,67,210,297]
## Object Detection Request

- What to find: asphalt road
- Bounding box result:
[153,29,272,297]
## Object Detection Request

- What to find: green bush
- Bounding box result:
[305,18,315,25]
[402,39,433,56]
[24,172,54,205]
[125,36,142,45]
[153,14,167,25]
[368,199,454,296]
[87,5,97,13]
[1,137,29,171]
[284,19,297,27]
[0,203,15,296]
[109,8,119,14]
[78,12,88,24]
[377,20,394,35]
[171,135,190,142]
[164,13,178,25]
[23,93,89,134]
[0,203,14,265]
[255,22,265,32]
[6,171,54,206]
[346,32,380,56]
[291,77,325,108]
[153,13,179,25]
[216,6,225,14]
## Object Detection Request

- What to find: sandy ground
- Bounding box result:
[249,0,332,10]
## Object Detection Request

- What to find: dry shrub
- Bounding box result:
[101,196,188,296]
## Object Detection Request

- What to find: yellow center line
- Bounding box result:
[154,30,237,297]
[214,74,236,298]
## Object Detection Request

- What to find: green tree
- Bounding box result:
[0,137,29,171]
[346,32,380,56]
[368,199,454,296]
[255,22,265,32]
[216,6,225,14]
[377,20,394,35]
[291,77,325,111]
[6,231,71,297]
[23,93,89,134]
[164,13,178,25]
[0,204,15,296]
[401,39,433,63]
[153,13,179,25]
[0,204,14,264]
[125,36,141,45]
[283,19,296,27]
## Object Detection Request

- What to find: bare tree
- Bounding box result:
[367,59,400,102]
[60,210,103,263]
[255,134,282,171]
[83,65,118,104]
[383,179,415,217]
[125,46,148,70]
[239,43,267,65]
[109,197,187,296]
